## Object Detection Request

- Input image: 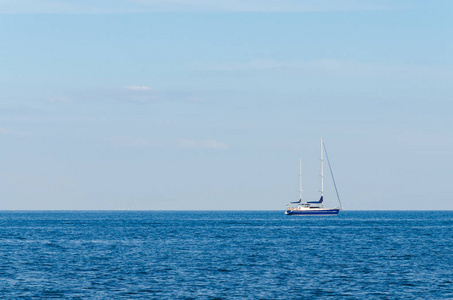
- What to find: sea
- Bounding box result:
[0,211,451,299]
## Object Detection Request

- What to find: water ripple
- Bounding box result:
[0,211,451,298]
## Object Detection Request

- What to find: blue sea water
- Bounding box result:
[0,211,451,299]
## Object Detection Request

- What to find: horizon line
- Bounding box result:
[2,209,452,212]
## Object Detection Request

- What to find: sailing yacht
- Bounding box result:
[285,139,342,215]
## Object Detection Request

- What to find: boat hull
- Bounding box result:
[285,208,339,215]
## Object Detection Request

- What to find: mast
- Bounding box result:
[299,159,303,201]
[321,138,324,207]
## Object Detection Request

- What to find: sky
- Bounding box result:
[0,0,452,210]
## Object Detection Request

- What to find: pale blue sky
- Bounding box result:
[1,1,452,210]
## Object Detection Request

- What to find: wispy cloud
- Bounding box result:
[0,0,104,14]
[106,137,229,149]
[125,86,152,91]
[178,138,229,150]
[0,0,395,14]
[0,128,14,135]
[199,59,453,79]
[0,127,31,137]
[64,86,203,104]
[131,0,390,12]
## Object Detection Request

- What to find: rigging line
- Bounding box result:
[323,142,343,210]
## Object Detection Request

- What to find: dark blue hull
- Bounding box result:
[285,208,339,215]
